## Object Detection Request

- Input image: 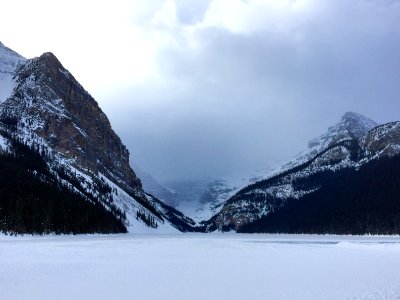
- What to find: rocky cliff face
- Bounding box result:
[203,114,400,232]
[1,52,143,196]
[0,42,194,233]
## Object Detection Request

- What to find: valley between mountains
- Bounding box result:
[1,41,400,235]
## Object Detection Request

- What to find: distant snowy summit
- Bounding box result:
[140,166,276,224]
[0,41,195,234]
[278,111,378,173]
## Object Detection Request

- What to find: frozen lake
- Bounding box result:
[1,234,400,300]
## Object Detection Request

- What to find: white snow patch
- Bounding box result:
[98,173,179,234]
[0,134,8,151]
[0,42,26,103]
[0,72,16,103]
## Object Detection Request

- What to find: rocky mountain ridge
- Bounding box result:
[275,111,378,174]
[0,42,194,234]
[203,113,400,233]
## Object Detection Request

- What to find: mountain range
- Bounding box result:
[1,41,400,235]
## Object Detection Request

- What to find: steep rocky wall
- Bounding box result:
[1,52,143,197]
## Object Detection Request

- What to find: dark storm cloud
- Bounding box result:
[102,0,400,181]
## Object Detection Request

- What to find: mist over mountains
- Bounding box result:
[1,39,400,236]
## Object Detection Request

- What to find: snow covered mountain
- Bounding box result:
[203,113,400,234]
[158,166,275,224]
[194,167,275,222]
[191,113,377,225]
[161,179,210,222]
[275,111,378,174]
[0,42,195,234]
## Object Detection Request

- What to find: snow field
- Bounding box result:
[1,234,400,300]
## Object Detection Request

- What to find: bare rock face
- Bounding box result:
[359,122,400,159]
[1,52,143,196]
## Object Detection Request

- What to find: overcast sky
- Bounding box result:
[1,0,400,181]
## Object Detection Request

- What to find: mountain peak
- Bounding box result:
[308,112,378,150]
[342,111,363,120]
[38,52,61,65]
[0,44,143,196]
[0,43,195,233]
[341,111,377,129]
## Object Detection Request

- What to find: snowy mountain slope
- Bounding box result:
[163,179,210,220]
[146,193,198,232]
[203,113,400,232]
[194,113,376,226]
[193,167,275,222]
[159,166,275,224]
[274,111,378,174]
[238,149,400,234]
[0,132,128,234]
[0,41,26,103]
[0,42,194,234]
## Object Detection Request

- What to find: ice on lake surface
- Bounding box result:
[1,234,400,300]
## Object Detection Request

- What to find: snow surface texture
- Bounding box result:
[1,234,400,300]
[0,42,26,103]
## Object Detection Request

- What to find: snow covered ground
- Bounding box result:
[1,234,400,300]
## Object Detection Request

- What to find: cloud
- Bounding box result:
[2,0,400,181]
[101,0,400,181]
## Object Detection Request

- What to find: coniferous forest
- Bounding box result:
[239,155,400,234]
[0,136,127,235]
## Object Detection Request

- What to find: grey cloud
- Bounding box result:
[102,0,400,182]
